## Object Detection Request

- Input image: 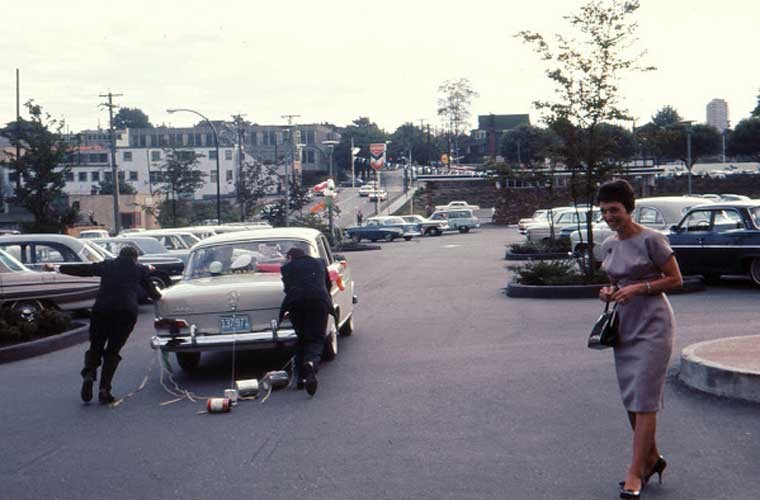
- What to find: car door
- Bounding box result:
[701,208,747,275]
[317,235,350,324]
[668,208,715,275]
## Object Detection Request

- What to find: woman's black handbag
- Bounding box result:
[588,301,619,349]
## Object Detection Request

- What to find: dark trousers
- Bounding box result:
[288,300,329,374]
[82,310,137,391]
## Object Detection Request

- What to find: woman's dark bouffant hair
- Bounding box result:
[598,179,636,213]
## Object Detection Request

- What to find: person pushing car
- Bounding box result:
[48,246,162,404]
[277,247,335,396]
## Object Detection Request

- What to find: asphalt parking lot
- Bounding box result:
[1,226,759,500]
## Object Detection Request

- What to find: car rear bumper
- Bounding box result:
[151,328,298,353]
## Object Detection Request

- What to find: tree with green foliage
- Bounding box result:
[388,122,443,168]
[333,117,389,179]
[0,101,78,232]
[155,148,206,226]
[437,78,478,166]
[238,159,276,220]
[113,107,152,129]
[728,118,760,161]
[751,90,760,119]
[517,0,653,279]
[96,179,137,195]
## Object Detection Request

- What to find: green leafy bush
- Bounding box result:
[0,308,73,345]
[508,259,609,285]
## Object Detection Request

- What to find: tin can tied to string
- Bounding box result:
[206,397,231,413]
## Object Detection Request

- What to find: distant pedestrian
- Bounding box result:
[277,247,334,396]
[597,179,683,498]
[51,247,162,404]
[356,209,363,225]
[425,203,434,218]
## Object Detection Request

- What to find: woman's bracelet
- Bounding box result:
[646,281,653,294]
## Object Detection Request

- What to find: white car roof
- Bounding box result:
[193,227,323,250]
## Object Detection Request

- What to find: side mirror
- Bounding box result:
[333,254,346,262]
[669,225,681,233]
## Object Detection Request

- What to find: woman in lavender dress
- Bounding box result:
[597,180,683,499]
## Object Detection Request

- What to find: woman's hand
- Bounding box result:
[611,284,644,304]
[599,286,615,302]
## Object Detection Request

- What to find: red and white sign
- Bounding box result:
[369,143,386,171]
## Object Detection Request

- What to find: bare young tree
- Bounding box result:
[437,78,478,166]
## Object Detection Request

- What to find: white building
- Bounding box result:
[706,98,729,132]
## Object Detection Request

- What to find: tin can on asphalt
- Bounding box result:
[235,379,260,396]
[206,397,231,413]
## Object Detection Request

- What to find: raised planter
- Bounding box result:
[0,323,89,364]
[504,249,570,261]
[505,276,706,299]
[338,242,382,252]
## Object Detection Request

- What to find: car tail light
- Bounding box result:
[154,318,189,334]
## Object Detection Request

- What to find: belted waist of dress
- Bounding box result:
[615,275,665,288]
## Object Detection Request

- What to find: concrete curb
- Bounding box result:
[504,250,570,261]
[679,335,760,404]
[505,276,705,299]
[0,323,89,364]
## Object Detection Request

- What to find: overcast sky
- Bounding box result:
[2,0,758,133]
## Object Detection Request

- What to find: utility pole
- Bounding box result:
[281,115,300,228]
[15,69,21,194]
[233,114,247,221]
[99,91,123,234]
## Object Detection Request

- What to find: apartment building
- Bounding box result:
[706,98,729,132]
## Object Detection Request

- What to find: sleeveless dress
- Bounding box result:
[601,227,676,412]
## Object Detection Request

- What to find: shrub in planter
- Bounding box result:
[508,258,609,285]
[0,308,73,345]
[510,238,571,255]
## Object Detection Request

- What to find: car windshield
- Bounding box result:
[179,233,201,247]
[184,239,313,279]
[0,249,27,272]
[750,208,760,229]
[81,243,107,262]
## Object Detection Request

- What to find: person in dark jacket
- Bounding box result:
[55,246,162,404]
[278,247,334,396]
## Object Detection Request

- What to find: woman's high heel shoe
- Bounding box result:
[619,481,643,499]
[644,456,667,484]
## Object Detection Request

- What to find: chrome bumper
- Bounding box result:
[151,328,298,353]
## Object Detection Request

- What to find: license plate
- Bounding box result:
[219,315,250,333]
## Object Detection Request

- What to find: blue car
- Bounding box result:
[669,201,760,286]
[345,217,414,242]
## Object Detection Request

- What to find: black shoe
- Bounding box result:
[98,389,115,405]
[644,456,667,484]
[302,362,318,396]
[619,478,644,499]
[81,375,94,403]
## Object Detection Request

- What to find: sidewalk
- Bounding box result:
[679,335,760,403]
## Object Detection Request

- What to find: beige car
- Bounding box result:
[151,228,357,372]
[0,249,99,319]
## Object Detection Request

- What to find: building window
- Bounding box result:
[210,170,218,183]
[78,171,88,182]
[249,132,258,146]
[304,150,315,163]
[65,172,74,182]
[149,171,162,183]
[208,150,217,160]
[123,151,132,162]
[151,150,161,162]
[105,171,113,182]
[226,170,233,182]
[224,149,233,161]
[91,171,100,182]
[118,171,125,181]
[138,135,146,147]
[307,130,315,145]
[206,133,214,146]
[129,171,138,181]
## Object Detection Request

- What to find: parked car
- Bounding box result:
[128,230,201,263]
[78,229,110,239]
[518,209,549,234]
[345,219,405,242]
[435,200,480,211]
[358,185,375,197]
[568,196,710,261]
[151,228,356,371]
[525,206,600,242]
[400,214,448,236]
[669,201,760,286]
[368,190,388,202]
[429,209,481,233]
[0,234,104,272]
[90,237,185,289]
[364,216,419,240]
[0,248,99,318]
[119,228,146,235]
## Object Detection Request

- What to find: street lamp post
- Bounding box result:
[166,108,221,223]
[321,140,339,240]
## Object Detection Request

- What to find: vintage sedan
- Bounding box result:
[344,219,405,242]
[0,234,104,272]
[400,214,449,236]
[0,249,98,318]
[668,201,760,286]
[364,216,419,240]
[526,206,600,242]
[151,228,357,371]
[568,196,710,261]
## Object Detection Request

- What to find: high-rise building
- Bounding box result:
[706,98,729,132]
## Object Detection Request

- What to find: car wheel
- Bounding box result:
[749,258,760,287]
[403,235,413,241]
[458,226,468,233]
[384,233,393,242]
[11,300,44,322]
[322,321,338,361]
[150,276,167,291]
[432,228,442,236]
[351,233,361,243]
[176,352,201,372]
[339,314,354,336]
[370,239,377,242]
